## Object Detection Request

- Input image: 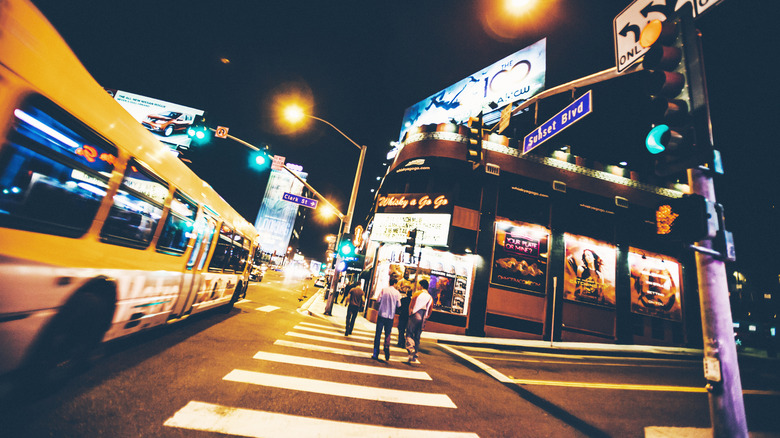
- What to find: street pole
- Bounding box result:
[301,114,366,316]
[688,168,748,438]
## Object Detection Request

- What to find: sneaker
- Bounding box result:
[410,357,420,364]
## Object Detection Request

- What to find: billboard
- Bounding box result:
[491,220,549,294]
[629,249,683,321]
[254,167,308,256]
[106,89,204,149]
[563,233,617,308]
[399,38,546,142]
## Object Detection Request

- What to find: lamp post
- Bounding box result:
[283,106,367,315]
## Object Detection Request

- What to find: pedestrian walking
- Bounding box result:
[372,276,401,361]
[344,282,364,336]
[405,279,432,364]
[396,291,411,347]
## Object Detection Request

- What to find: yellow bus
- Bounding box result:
[0,0,258,387]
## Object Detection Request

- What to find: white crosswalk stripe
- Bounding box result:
[165,309,477,437]
[165,401,479,438]
[253,351,431,380]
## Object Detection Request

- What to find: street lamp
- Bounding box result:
[283,104,367,315]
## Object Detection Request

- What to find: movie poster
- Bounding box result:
[429,270,457,314]
[490,220,549,294]
[563,234,617,307]
[629,249,683,321]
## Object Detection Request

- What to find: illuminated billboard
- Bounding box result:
[254,167,308,256]
[106,89,204,149]
[399,38,546,142]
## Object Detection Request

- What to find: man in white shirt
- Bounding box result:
[372,276,401,361]
[405,279,432,364]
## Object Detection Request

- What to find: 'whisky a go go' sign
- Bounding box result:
[613,0,723,73]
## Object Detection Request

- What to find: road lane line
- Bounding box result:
[439,344,513,383]
[223,369,457,408]
[164,401,477,437]
[285,331,407,353]
[274,339,410,363]
[253,351,431,380]
[294,324,395,343]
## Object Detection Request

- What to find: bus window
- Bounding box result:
[196,217,218,271]
[0,96,115,237]
[208,223,233,271]
[157,190,197,255]
[228,233,249,272]
[100,159,166,247]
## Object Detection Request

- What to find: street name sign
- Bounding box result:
[282,192,318,209]
[522,90,592,154]
[614,0,724,73]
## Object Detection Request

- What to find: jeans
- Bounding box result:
[373,315,394,359]
[406,309,425,359]
[345,304,361,335]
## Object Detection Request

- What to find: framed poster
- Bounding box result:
[490,220,549,294]
[563,234,617,307]
[629,249,683,321]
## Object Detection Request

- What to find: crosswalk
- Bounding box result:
[164,315,479,437]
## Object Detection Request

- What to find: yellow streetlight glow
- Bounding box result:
[284,105,305,124]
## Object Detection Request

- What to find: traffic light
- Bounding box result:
[641,5,712,177]
[405,228,417,255]
[466,114,483,166]
[249,149,270,171]
[187,117,211,144]
[656,194,719,242]
[338,233,354,257]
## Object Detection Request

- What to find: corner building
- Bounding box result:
[365,123,703,348]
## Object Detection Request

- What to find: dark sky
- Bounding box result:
[30,0,778,289]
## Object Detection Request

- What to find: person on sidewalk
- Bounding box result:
[372,276,401,361]
[396,290,411,347]
[344,282,364,336]
[405,279,432,364]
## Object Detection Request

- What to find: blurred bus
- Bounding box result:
[0,0,257,388]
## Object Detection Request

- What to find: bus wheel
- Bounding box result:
[27,291,112,385]
[224,281,244,312]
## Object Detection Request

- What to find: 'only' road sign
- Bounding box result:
[282,192,318,209]
[522,90,592,154]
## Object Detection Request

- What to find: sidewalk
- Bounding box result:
[300,289,775,363]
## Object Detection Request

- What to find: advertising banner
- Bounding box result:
[490,220,549,294]
[254,168,307,256]
[629,249,683,321]
[106,89,204,149]
[371,213,451,246]
[399,38,546,142]
[563,234,617,307]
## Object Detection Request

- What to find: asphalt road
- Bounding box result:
[2,270,778,437]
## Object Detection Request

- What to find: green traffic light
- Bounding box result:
[339,242,354,256]
[646,124,669,155]
[255,155,266,166]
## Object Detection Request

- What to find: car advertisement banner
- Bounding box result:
[254,168,308,256]
[490,220,549,294]
[563,234,617,308]
[106,89,204,149]
[399,38,546,142]
[629,249,683,321]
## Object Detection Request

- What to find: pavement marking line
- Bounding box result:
[439,344,514,383]
[223,369,457,408]
[285,331,407,353]
[274,339,410,363]
[469,354,698,369]
[164,401,478,437]
[442,345,780,396]
[235,299,252,305]
[297,321,393,340]
[256,305,280,312]
[253,351,431,380]
[458,345,699,368]
[293,324,395,343]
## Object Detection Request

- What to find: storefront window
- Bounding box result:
[371,244,474,316]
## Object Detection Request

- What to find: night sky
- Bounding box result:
[29,0,778,290]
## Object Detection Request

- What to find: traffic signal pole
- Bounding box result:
[688,168,748,438]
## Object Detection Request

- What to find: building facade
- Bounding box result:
[364,123,703,347]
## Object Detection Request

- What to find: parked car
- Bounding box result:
[141,111,193,137]
[314,276,327,288]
